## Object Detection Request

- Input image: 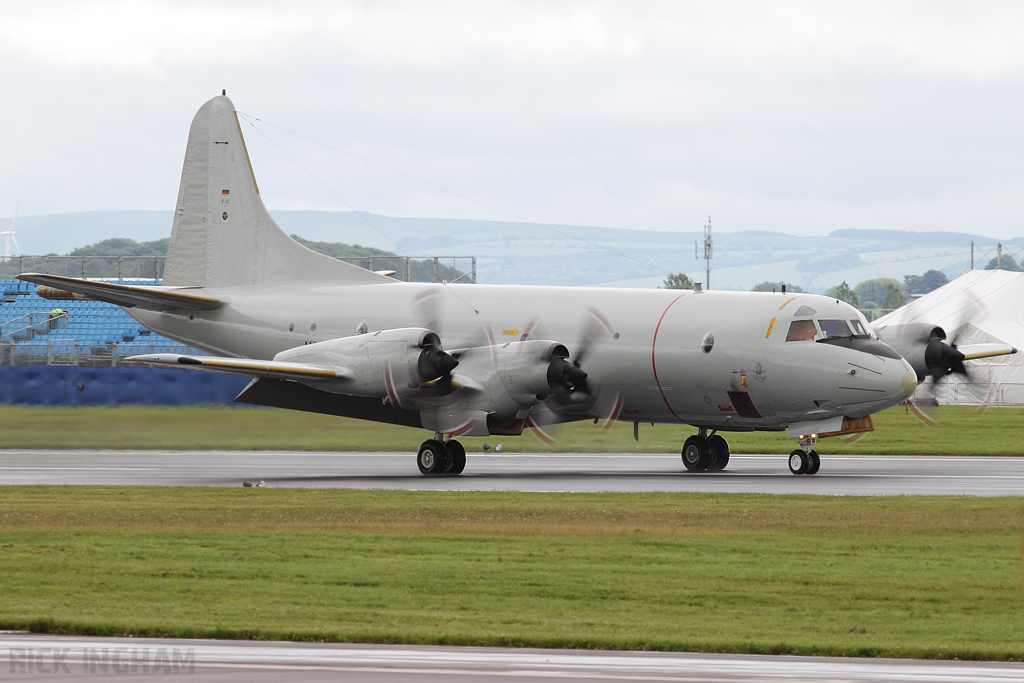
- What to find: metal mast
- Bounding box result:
[696,216,712,290]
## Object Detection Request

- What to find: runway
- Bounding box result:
[3,634,1023,683]
[2,449,1024,495]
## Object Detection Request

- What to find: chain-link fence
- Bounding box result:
[336,256,475,283]
[0,312,67,343]
[0,256,165,280]
[912,382,1024,406]
[0,341,197,367]
[1,255,476,283]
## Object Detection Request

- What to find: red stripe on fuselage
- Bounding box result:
[384,363,401,409]
[651,293,688,423]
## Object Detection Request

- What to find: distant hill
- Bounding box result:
[2,210,1019,291]
[0,231,462,282]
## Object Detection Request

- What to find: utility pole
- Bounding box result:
[695,216,712,290]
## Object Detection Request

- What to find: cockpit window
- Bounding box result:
[849,319,867,336]
[819,319,853,338]
[786,320,817,341]
[794,305,817,317]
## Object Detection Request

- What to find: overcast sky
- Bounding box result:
[2,0,1023,241]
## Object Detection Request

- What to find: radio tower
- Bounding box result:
[696,216,712,290]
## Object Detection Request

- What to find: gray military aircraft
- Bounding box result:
[20,95,1010,476]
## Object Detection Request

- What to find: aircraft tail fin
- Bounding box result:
[163,95,389,288]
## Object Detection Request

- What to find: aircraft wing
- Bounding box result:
[17,273,222,312]
[126,353,351,382]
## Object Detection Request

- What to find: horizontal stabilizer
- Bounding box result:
[957,343,1018,361]
[18,273,221,312]
[126,353,350,382]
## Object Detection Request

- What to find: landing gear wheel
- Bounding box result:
[707,435,730,471]
[417,439,451,475]
[805,450,820,475]
[682,436,712,471]
[446,440,467,475]
[788,449,809,475]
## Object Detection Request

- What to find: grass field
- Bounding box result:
[0,404,1021,455]
[1,487,1022,659]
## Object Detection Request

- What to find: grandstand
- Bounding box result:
[0,278,196,367]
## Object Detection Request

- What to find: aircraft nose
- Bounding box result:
[900,368,918,396]
[840,356,917,417]
[883,357,917,402]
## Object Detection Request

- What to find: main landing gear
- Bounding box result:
[681,428,730,472]
[789,435,821,475]
[416,437,467,476]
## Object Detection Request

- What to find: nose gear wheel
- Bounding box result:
[789,449,820,475]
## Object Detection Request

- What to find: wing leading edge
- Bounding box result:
[17,273,221,312]
[126,353,348,382]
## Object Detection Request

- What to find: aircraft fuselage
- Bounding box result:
[127,281,915,433]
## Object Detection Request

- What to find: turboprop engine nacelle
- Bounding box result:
[875,322,960,381]
[275,327,458,398]
[495,340,587,407]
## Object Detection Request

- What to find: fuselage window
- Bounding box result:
[849,319,867,336]
[819,319,853,338]
[786,319,818,341]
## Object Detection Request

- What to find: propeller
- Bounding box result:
[923,328,967,380]
[902,325,973,426]
[876,287,1015,425]
[417,342,459,382]
[522,305,623,443]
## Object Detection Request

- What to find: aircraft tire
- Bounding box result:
[417,439,450,475]
[707,435,730,471]
[446,440,467,475]
[788,449,808,475]
[682,436,711,471]
[806,450,821,475]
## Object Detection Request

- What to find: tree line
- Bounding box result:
[660,268,956,312]
[0,235,464,283]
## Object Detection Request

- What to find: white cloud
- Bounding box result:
[2,0,1024,240]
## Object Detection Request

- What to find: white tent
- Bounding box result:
[872,269,1024,405]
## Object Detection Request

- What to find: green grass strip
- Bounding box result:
[1,487,1022,660]
[1,404,1023,454]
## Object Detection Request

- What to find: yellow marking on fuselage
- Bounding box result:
[502,329,519,336]
[778,297,796,310]
[766,317,776,339]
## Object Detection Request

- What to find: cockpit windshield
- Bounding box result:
[786,320,817,341]
[786,318,871,342]
[818,319,853,339]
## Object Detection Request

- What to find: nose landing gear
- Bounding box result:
[416,436,467,476]
[789,435,821,475]
[681,428,730,472]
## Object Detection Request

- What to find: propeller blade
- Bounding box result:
[525,403,562,446]
[598,392,624,433]
[906,398,937,427]
[958,343,1018,361]
[839,431,869,444]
